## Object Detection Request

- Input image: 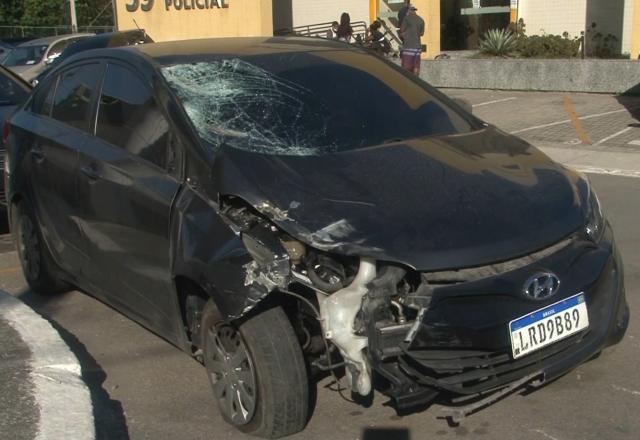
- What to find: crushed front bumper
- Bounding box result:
[370,225,629,408]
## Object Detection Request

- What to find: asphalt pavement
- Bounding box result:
[1,89,639,440]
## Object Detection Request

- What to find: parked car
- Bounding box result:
[0,41,14,63]
[31,29,154,86]
[3,37,629,438]
[0,65,31,209]
[2,33,93,82]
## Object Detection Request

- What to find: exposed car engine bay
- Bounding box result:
[215,184,627,415]
[222,195,423,398]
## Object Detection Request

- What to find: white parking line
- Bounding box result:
[532,429,562,440]
[613,384,640,397]
[594,127,633,146]
[472,97,517,107]
[574,165,640,179]
[0,291,95,440]
[511,107,640,134]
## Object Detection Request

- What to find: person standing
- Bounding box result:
[397,0,410,28]
[336,12,354,42]
[400,5,425,75]
[368,20,391,54]
[326,21,339,40]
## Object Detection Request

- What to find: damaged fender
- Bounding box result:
[171,186,288,320]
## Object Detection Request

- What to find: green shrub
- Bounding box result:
[517,34,581,58]
[586,23,621,58]
[479,28,517,56]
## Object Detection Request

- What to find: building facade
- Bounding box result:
[114,0,274,42]
[516,0,633,54]
[114,0,640,59]
[115,0,442,58]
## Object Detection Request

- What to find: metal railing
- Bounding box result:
[283,21,369,41]
[276,20,402,58]
[0,25,116,39]
[378,18,402,53]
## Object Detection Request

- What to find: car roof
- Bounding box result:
[18,33,94,47]
[45,36,371,82]
[62,30,152,54]
[130,36,364,65]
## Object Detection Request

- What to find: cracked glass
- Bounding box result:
[161,52,476,156]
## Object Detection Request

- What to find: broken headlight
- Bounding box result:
[585,187,605,242]
[306,251,349,293]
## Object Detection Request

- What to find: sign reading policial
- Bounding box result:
[126,0,229,12]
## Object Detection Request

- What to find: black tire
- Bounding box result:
[201,300,309,438]
[11,201,69,294]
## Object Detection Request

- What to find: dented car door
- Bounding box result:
[76,62,181,337]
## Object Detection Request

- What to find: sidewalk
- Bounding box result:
[0,290,95,440]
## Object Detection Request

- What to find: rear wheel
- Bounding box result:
[201,300,309,438]
[12,201,69,294]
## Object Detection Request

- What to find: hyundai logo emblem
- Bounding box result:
[523,273,560,300]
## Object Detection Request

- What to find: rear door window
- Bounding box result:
[51,63,102,132]
[95,63,171,170]
[30,76,58,117]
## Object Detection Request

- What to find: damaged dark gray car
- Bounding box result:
[4,37,629,438]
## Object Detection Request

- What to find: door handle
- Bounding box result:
[30,146,45,163]
[80,163,100,182]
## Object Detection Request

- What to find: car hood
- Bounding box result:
[214,127,589,271]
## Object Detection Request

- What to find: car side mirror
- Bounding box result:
[452,98,473,114]
[45,53,61,65]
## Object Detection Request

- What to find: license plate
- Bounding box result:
[509,293,589,359]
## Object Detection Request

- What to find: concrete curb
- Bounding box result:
[0,290,95,440]
[420,59,640,94]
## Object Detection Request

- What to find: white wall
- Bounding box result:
[291,0,370,28]
[622,0,635,53]
[518,0,587,39]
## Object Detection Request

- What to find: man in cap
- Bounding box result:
[400,5,425,75]
[397,0,410,28]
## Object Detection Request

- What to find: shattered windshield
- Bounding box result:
[161,52,476,156]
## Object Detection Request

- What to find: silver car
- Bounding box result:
[2,33,93,82]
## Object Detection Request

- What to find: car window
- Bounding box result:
[2,45,48,67]
[51,63,102,132]
[31,76,58,117]
[161,53,481,157]
[0,71,30,106]
[96,63,171,169]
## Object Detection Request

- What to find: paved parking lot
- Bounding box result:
[1,89,639,440]
[446,89,640,152]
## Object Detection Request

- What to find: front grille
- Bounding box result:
[422,236,575,285]
[399,330,589,395]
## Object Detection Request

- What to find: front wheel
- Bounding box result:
[201,300,309,438]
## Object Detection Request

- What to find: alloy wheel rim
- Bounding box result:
[206,324,257,426]
[19,215,41,281]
